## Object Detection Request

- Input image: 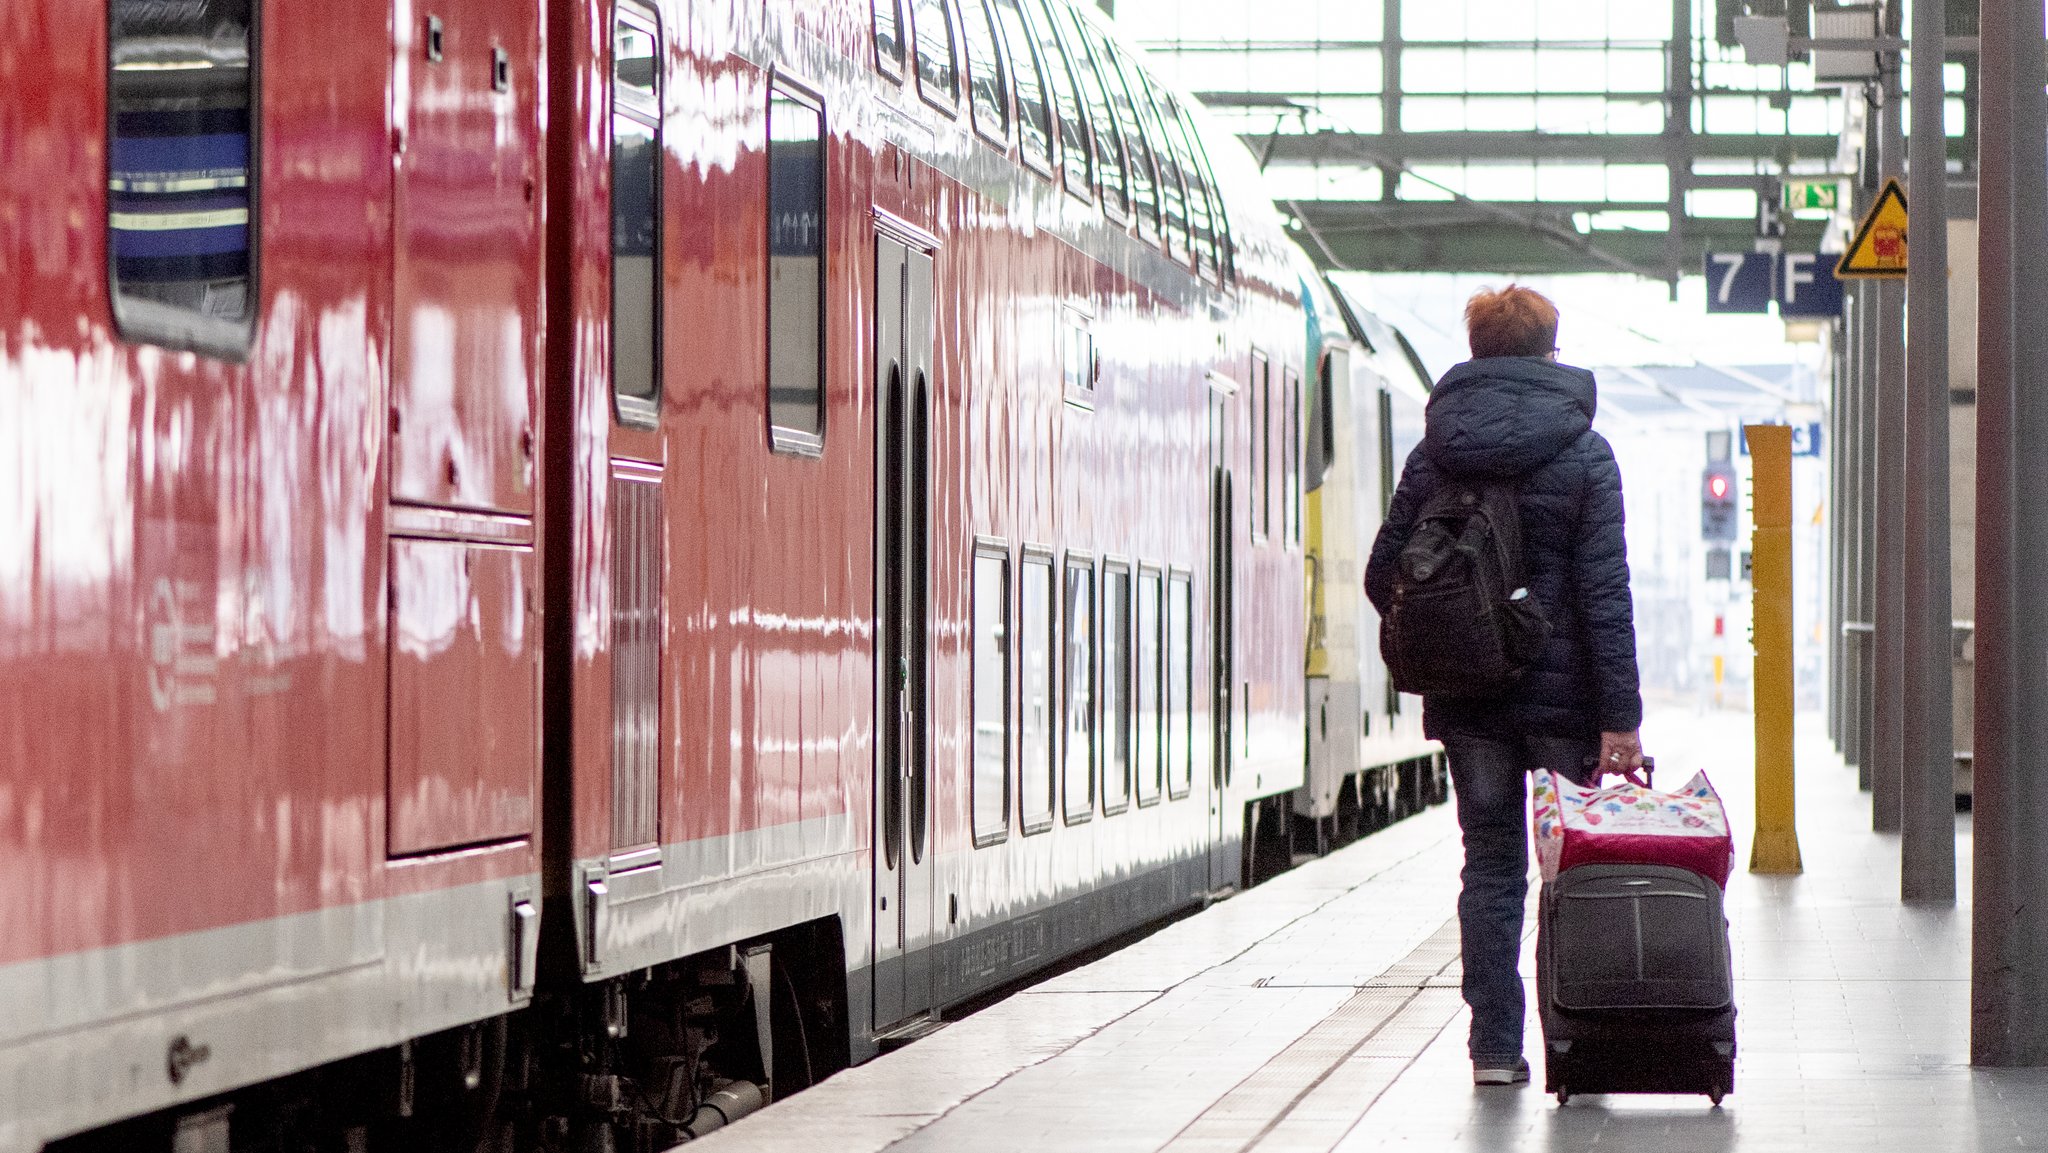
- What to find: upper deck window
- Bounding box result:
[1052,7,1127,217]
[1022,0,1090,199]
[960,0,1009,143]
[992,0,1053,174]
[1157,92,1216,274]
[108,0,257,355]
[873,0,906,78]
[1093,34,1158,239]
[611,4,662,427]
[1132,67,1190,260]
[767,84,826,448]
[912,0,959,109]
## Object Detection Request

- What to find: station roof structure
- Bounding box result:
[1117,0,1977,281]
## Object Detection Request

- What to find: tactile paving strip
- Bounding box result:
[1157,919,1466,1152]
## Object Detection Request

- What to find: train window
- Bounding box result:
[992,0,1053,176]
[1023,0,1090,200]
[612,5,662,427]
[972,546,1011,846]
[1175,99,1231,283]
[1095,38,1159,242]
[1310,351,1336,486]
[1062,557,1096,824]
[1131,68,1190,261]
[1019,551,1056,834]
[912,0,959,110]
[1134,567,1162,806]
[1100,562,1132,814]
[1052,6,1127,219]
[767,84,826,447]
[960,0,1009,143]
[1286,367,1301,545]
[108,0,257,356]
[1061,307,1094,407]
[1167,572,1192,799]
[1377,388,1397,519]
[1251,351,1269,541]
[1161,95,1219,276]
[874,0,906,79]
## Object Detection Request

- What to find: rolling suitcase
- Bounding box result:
[1537,861,1737,1105]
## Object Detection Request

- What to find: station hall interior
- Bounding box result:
[7,0,2048,1151]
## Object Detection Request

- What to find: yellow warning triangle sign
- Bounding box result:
[1836,177,1908,278]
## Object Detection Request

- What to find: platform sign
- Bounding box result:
[1836,177,1908,278]
[1705,251,1844,317]
[1778,252,1845,318]
[1705,251,1775,313]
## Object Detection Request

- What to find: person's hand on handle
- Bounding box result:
[1599,729,1648,786]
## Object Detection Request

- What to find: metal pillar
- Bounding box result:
[1663,0,1692,288]
[1900,0,1955,903]
[1871,6,1907,832]
[1857,275,1879,790]
[1380,0,1401,177]
[1828,321,1845,749]
[1842,283,1867,774]
[1973,0,2048,1067]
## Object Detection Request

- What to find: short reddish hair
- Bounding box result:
[1465,285,1560,360]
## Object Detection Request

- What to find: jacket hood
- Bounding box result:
[1420,357,1597,480]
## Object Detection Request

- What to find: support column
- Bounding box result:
[1828,322,1845,749]
[1871,3,1907,833]
[1857,275,1879,788]
[1974,0,2048,1067]
[1663,0,1692,288]
[1842,283,1866,773]
[1901,0,1955,902]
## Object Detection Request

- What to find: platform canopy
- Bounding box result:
[1119,0,1978,281]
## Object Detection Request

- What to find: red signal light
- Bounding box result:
[1708,475,1730,499]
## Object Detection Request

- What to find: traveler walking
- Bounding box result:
[1364,285,1645,1087]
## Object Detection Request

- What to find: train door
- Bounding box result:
[872,231,937,1029]
[1207,386,1237,889]
[383,0,543,857]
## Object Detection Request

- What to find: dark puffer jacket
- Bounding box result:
[1364,356,1643,741]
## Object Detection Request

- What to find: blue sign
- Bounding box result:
[1703,251,1845,318]
[1778,252,1845,318]
[1705,252,1775,313]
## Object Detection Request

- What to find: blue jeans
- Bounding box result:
[1443,733,1598,1064]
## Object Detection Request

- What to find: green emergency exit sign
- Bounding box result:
[1784,180,1840,212]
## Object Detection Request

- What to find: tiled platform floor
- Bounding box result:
[694,709,2048,1152]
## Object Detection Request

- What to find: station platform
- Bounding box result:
[695,708,2048,1152]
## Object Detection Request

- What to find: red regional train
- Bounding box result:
[0,0,1440,1149]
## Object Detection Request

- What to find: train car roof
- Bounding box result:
[1293,247,1351,357]
[1326,278,1435,403]
[1067,0,1311,313]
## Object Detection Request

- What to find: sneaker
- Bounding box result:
[1473,1058,1531,1086]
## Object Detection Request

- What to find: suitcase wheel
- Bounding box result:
[1708,1083,1725,1106]
[1556,1088,1571,1106]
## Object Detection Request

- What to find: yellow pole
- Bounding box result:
[1747,424,1803,873]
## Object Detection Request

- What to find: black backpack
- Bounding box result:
[1380,479,1553,697]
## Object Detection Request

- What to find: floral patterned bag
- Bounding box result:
[1532,768,1734,887]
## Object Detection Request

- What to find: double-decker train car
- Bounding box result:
[0,0,1426,1149]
